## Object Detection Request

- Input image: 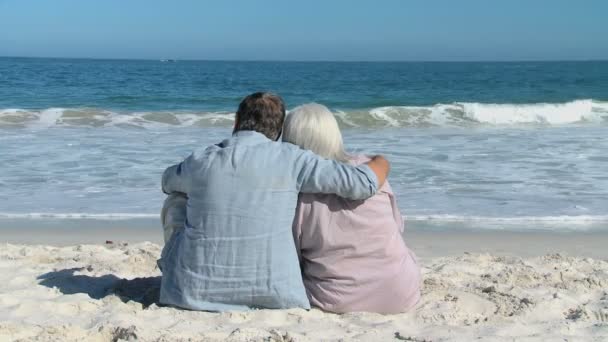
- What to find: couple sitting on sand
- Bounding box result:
[158,92,420,314]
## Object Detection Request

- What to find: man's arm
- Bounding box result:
[296,150,390,200]
[161,154,194,195]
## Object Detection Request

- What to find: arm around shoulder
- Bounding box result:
[364,155,390,188]
[296,150,389,201]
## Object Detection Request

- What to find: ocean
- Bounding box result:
[1,57,607,231]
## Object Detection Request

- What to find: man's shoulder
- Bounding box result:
[244,139,312,157]
[190,139,316,168]
[277,140,305,153]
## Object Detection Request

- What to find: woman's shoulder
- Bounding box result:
[347,154,394,194]
[347,154,372,166]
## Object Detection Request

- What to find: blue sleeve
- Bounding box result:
[162,154,194,195]
[295,150,379,200]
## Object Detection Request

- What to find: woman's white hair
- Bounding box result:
[282,103,349,162]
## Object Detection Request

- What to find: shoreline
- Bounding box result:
[1,218,607,259]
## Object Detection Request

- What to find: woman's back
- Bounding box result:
[293,155,421,314]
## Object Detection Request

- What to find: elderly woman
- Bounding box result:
[282,103,421,314]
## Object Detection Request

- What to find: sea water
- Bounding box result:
[1,58,607,231]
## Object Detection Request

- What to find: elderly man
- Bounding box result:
[159,92,390,311]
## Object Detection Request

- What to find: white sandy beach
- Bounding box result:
[1,227,607,341]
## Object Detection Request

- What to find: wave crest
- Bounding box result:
[0,108,235,129]
[1,99,607,129]
[361,99,608,127]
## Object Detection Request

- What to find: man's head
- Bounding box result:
[233,92,286,141]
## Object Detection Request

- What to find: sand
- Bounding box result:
[1,227,607,341]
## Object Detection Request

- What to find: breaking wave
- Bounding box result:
[1,99,607,129]
[0,108,235,129]
[351,99,608,127]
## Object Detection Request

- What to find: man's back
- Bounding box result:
[159,131,379,311]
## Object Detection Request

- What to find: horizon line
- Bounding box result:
[1,55,607,63]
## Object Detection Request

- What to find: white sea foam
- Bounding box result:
[460,100,608,125]
[2,122,607,232]
[365,99,608,127]
[1,100,607,129]
[36,108,65,128]
[406,214,608,224]
[2,212,607,227]
[0,213,159,220]
[0,108,235,129]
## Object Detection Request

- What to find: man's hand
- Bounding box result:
[365,155,390,188]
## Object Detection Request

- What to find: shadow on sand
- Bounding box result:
[37,268,160,308]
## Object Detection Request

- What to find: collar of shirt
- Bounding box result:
[218,130,271,148]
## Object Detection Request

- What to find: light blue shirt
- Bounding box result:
[159,130,379,311]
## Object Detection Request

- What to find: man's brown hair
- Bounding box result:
[233,92,286,141]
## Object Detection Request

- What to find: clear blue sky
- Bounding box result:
[1,0,606,61]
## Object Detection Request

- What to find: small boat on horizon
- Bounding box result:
[160,59,177,63]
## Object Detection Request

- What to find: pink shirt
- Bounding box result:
[292,155,421,314]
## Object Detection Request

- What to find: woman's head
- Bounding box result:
[282,103,349,162]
